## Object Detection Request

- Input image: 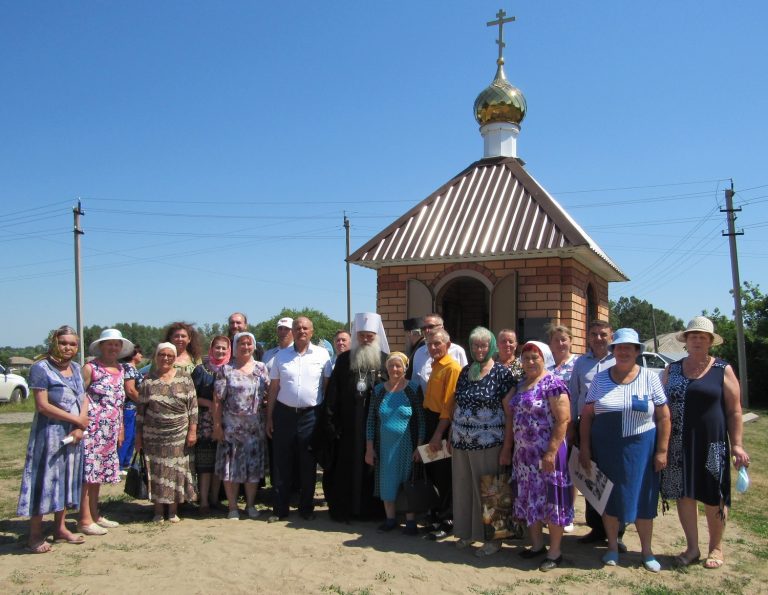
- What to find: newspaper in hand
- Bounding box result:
[417,439,451,463]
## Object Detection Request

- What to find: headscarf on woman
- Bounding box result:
[206,335,231,371]
[520,341,556,370]
[232,332,256,359]
[468,326,498,381]
[386,351,409,368]
[36,325,79,364]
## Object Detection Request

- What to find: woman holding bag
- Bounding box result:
[451,327,515,557]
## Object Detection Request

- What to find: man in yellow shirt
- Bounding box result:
[423,328,462,537]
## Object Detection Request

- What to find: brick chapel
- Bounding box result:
[348,11,627,353]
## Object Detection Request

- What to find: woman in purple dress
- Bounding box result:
[17,326,89,553]
[501,341,573,572]
[78,328,134,536]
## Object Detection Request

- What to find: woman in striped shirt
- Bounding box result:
[578,328,670,573]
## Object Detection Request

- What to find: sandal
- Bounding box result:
[704,549,724,569]
[674,551,701,567]
[602,550,619,566]
[77,523,108,536]
[168,515,181,523]
[26,541,52,554]
[53,534,86,545]
[152,515,165,523]
[643,556,661,573]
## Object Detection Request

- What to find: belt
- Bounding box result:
[276,400,316,414]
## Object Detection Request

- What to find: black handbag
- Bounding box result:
[124,451,149,500]
[395,462,439,514]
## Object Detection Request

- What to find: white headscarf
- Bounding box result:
[350,312,390,353]
[522,340,556,370]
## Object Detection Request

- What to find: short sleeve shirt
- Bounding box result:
[270,344,332,408]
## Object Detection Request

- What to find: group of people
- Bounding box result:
[17,311,749,575]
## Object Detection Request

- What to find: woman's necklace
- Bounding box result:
[685,355,711,378]
[386,377,405,393]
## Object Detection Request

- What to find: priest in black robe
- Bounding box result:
[316,312,389,522]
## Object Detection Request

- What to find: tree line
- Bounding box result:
[3,286,765,404]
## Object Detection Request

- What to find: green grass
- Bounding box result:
[0,398,35,413]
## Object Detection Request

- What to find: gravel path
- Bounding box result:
[0,411,33,424]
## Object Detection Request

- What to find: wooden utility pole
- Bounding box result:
[721,182,749,406]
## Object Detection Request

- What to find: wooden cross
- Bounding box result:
[487,8,516,62]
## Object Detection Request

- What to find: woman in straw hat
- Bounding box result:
[661,316,750,570]
[78,328,134,536]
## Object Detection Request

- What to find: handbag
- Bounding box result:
[124,451,150,500]
[395,462,439,514]
[479,467,524,540]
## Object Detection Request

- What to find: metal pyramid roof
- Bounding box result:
[349,156,628,282]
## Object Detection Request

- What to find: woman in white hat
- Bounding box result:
[661,316,749,570]
[78,328,134,536]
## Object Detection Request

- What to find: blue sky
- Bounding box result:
[2,1,766,347]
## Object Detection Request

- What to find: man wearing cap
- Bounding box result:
[411,314,468,393]
[569,320,625,549]
[263,317,294,371]
[266,317,332,522]
[317,313,390,522]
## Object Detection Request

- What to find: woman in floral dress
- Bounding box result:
[192,335,231,514]
[136,343,198,522]
[212,332,270,520]
[451,327,515,557]
[18,326,89,553]
[501,341,573,572]
[78,328,133,536]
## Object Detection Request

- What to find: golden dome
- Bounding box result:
[474,60,526,126]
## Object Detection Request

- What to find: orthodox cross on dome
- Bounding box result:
[487,8,515,64]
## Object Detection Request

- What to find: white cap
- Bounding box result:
[277,317,293,329]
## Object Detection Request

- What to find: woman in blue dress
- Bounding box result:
[579,328,671,572]
[17,326,90,553]
[365,352,425,535]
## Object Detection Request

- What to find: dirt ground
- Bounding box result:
[0,480,765,595]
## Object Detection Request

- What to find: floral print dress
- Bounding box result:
[509,373,574,526]
[214,362,270,483]
[83,360,124,485]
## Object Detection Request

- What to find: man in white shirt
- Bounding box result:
[411,314,468,393]
[266,316,331,522]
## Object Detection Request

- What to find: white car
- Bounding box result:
[0,364,29,403]
[637,352,675,376]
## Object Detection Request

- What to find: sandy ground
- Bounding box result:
[1,480,765,595]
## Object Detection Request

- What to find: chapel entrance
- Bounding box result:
[437,277,490,347]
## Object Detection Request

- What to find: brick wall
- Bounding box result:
[376,257,609,354]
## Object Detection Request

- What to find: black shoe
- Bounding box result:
[519,546,548,559]
[539,555,563,572]
[299,512,316,521]
[403,525,418,536]
[377,520,398,533]
[617,540,628,554]
[578,530,607,544]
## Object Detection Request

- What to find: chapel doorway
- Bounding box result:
[437,277,490,348]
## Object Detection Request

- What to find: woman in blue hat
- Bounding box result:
[578,328,670,573]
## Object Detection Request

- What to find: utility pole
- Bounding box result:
[650,305,659,353]
[344,213,351,330]
[721,181,749,407]
[73,200,85,366]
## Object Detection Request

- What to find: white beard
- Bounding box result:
[351,339,382,372]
